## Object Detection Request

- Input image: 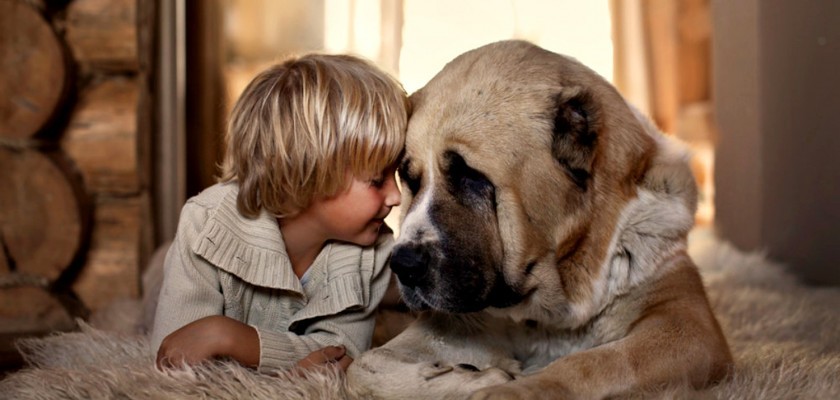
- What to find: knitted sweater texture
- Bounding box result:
[151,182,394,372]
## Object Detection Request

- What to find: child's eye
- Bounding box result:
[369,176,385,188]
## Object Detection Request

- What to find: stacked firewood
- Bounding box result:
[0,0,153,369]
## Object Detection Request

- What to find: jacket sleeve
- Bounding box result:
[150,200,224,354]
[255,234,396,372]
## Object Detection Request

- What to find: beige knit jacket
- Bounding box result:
[151,182,394,372]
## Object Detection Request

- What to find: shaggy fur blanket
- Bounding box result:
[1,229,838,399]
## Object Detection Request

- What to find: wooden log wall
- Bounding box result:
[0,0,154,366]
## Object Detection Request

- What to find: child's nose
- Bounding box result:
[385,175,401,207]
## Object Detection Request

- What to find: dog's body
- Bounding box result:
[347,40,732,399]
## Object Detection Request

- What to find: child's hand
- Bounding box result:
[293,345,353,376]
[156,315,259,369]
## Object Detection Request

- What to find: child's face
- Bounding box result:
[309,165,401,246]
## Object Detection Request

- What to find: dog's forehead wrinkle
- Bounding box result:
[434,127,549,184]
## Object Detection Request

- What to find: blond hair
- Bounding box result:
[220,54,408,218]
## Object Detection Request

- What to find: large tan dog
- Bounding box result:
[347,40,732,399]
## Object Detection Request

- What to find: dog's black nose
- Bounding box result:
[390,244,430,288]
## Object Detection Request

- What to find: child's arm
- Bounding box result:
[157,255,388,371]
[151,200,227,363]
[156,315,351,372]
[293,345,353,375]
[156,315,259,368]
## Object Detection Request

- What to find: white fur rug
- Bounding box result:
[1,229,838,399]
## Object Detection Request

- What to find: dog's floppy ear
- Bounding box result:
[552,88,600,190]
[627,104,698,214]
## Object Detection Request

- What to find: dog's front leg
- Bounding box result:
[348,312,521,399]
[470,264,733,400]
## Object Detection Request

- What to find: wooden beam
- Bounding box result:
[65,0,138,72]
[0,0,70,140]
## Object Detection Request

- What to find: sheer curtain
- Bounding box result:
[611,0,715,224]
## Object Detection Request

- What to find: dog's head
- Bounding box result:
[392,41,697,326]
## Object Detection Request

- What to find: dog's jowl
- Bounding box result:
[348,40,732,400]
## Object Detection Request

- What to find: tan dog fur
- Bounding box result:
[347,40,732,400]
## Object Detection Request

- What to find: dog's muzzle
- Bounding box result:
[390,243,431,288]
[389,240,526,313]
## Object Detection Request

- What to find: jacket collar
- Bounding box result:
[189,185,366,295]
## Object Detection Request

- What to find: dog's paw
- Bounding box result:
[456,365,516,392]
[419,362,454,379]
[469,382,547,400]
[420,362,513,384]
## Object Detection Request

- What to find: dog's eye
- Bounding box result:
[445,151,495,205]
[399,158,421,195]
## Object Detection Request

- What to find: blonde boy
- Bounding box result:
[152,53,407,374]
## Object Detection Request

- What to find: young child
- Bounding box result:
[151,53,408,374]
